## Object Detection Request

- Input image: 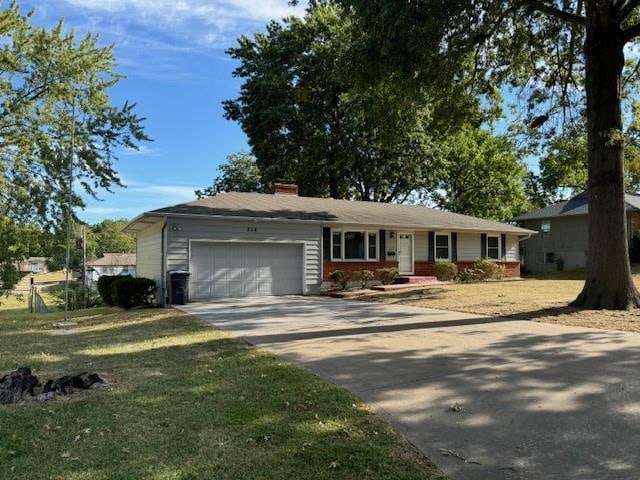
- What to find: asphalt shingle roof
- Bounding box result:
[513,192,640,221]
[144,192,533,234]
[87,253,136,267]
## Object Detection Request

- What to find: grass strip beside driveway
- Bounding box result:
[0,306,446,480]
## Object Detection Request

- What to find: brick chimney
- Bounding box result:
[272,182,299,196]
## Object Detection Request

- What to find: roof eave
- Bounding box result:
[141,210,535,235]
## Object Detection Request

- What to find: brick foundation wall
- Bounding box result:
[324,260,521,281]
[415,261,521,278]
[322,260,399,281]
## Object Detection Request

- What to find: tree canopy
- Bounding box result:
[223,1,483,202]
[0,3,148,227]
[433,126,531,221]
[196,152,265,198]
[0,3,147,289]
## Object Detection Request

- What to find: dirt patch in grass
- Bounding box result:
[0,306,445,480]
[360,268,640,333]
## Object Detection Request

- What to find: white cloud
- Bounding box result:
[84,206,125,215]
[55,0,306,49]
[79,181,199,222]
[132,184,197,202]
[121,145,160,157]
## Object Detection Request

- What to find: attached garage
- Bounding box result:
[189,241,304,300]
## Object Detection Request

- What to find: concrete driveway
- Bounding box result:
[178,296,640,480]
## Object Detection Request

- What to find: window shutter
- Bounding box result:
[451,232,458,262]
[428,232,435,262]
[322,227,331,261]
[481,233,487,259]
[501,234,507,261]
[379,230,386,261]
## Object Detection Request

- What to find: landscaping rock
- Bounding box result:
[0,367,40,405]
[43,372,104,395]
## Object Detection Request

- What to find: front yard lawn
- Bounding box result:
[0,305,445,480]
[362,266,640,333]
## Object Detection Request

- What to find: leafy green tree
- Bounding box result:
[89,219,135,259]
[0,3,147,289]
[539,124,640,199]
[0,4,148,227]
[342,0,640,309]
[223,1,472,202]
[432,127,531,221]
[0,216,48,289]
[196,153,265,198]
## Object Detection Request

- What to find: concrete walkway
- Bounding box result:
[178,296,640,480]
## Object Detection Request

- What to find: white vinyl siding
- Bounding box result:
[165,217,321,294]
[505,235,519,261]
[414,231,429,261]
[136,222,163,284]
[457,232,482,261]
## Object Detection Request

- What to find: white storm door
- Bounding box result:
[397,233,414,274]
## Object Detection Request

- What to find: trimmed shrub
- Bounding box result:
[111,277,156,309]
[433,261,457,281]
[328,270,352,290]
[97,274,131,305]
[376,267,399,285]
[471,259,505,281]
[457,267,481,283]
[359,270,374,288]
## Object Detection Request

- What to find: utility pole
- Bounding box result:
[64,97,77,322]
[82,225,87,308]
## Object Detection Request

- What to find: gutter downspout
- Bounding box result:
[160,216,168,307]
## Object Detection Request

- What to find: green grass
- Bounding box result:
[0,306,445,480]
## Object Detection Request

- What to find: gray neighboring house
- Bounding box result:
[125,183,534,305]
[17,257,49,274]
[85,253,137,289]
[514,191,640,273]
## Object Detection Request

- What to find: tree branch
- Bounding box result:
[521,0,586,25]
[619,0,640,20]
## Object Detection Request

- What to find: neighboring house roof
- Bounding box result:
[87,253,136,267]
[513,192,640,221]
[24,257,48,262]
[128,191,533,235]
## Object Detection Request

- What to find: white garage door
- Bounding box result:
[189,242,303,299]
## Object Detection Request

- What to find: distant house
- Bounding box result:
[124,183,534,304]
[514,192,640,273]
[85,253,136,288]
[17,257,49,274]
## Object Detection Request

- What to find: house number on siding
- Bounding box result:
[247,227,258,233]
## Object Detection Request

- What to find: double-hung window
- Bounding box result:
[487,235,500,260]
[435,233,450,260]
[332,231,342,259]
[331,230,378,260]
[541,221,551,238]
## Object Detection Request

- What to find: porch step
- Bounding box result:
[394,275,438,285]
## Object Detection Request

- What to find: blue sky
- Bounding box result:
[25,1,307,223]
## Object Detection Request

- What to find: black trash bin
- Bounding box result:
[169,271,190,305]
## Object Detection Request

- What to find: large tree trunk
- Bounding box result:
[571,4,640,309]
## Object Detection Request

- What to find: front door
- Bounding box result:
[398,233,414,274]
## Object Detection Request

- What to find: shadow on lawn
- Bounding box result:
[0,308,445,480]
